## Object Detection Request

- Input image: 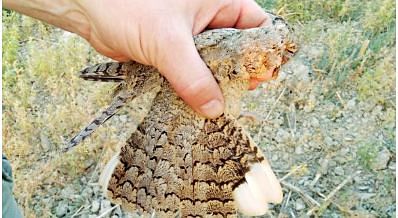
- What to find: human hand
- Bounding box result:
[4,0,273,118]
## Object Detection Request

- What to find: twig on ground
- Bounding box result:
[96,204,119,218]
[330,199,356,216]
[88,182,100,186]
[336,91,345,106]
[278,190,292,218]
[306,171,360,216]
[287,102,296,138]
[71,205,86,218]
[280,180,320,207]
[323,171,359,201]
[310,173,321,187]
[312,191,355,215]
[310,157,329,187]
[289,210,297,218]
[284,191,292,209]
[314,190,326,199]
[273,169,290,173]
[279,164,307,182]
[265,87,287,121]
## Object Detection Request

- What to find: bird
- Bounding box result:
[66,14,297,218]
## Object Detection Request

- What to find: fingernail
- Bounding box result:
[199,99,224,118]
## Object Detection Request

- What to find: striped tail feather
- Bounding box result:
[66,61,163,151]
[79,62,129,82]
[65,93,129,151]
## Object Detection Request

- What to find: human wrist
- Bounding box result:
[3,0,91,39]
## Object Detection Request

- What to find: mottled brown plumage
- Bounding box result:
[69,14,296,217]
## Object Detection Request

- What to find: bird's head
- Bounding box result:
[196,14,297,90]
[237,14,297,89]
[195,14,297,116]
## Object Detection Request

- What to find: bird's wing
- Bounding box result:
[100,112,282,217]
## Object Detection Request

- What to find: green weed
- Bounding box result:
[357,48,395,106]
[357,142,380,171]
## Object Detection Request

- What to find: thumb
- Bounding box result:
[155,30,224,118]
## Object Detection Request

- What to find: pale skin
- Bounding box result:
[4,0,274,118]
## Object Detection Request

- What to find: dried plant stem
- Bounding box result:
[96,205,119,218]
[281,181,320,207]
[306,171,359,216]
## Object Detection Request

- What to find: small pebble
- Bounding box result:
[271,154,279,162]
[80,176,87,184]
[372,147,391,170]
[295,145,304,154]
[329,160,337,168]
[388,161,396,170]
[357,186,370,191]
[119,115,128,123]
[310,117,320,128]
[100,200,112,216]
[40,133,51,152]
[335,156,347,164]
[356,192,376,199]
[346,99,356,110]
[55,203,68,217]
[319,158,329,175]
[93,185,101,193]
[82,187,94,198]
[277,70,288,81]
[368,187,374,192]
[102,200,112,208]
[61,187,74,197]
[295,198,306,211]
[276,129,290,143]
[324,136,334,146]
[334,166,345,176]
[91,200,100,213]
